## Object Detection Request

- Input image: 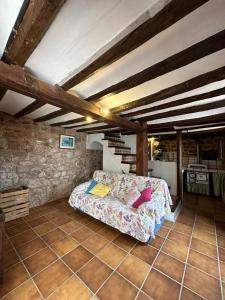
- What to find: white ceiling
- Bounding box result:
[0,0,225,131]
[0,0,24,57]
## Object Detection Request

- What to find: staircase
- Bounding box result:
[102,133,136,174]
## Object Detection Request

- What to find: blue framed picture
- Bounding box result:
[59,134,75,149]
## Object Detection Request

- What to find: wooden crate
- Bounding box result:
[0,187,29,222]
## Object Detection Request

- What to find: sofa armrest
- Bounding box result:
[71,180,92,195]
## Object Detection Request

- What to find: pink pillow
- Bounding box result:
[124,189,141,206]
[132,187,152,208]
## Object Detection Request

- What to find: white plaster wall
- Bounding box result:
[149,161,177,195]
[123,135,136,154]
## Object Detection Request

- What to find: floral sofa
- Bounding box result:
[69,170,172,243]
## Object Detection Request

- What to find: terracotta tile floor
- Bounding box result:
[1,193,225,299]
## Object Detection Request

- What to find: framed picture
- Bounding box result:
[59,135,75,149]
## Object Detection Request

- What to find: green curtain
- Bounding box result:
[212,172,225,202]
[186,182,210,195]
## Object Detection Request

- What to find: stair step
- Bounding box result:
[121,161,136,164]
[102,138,125,144]
[108,146,131,150]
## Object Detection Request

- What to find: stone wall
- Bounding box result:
[0,113,103,207]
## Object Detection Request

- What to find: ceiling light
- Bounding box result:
[86,116,92,123]
[100,107,110,115]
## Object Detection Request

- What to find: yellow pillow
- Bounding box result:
[89,183,111,197]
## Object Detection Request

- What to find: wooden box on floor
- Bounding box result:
[0,187,29,222]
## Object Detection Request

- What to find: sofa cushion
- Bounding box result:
[124,188,141,206]
[89,183,111,197]
[132,187,152,208]
[85,180,97,194]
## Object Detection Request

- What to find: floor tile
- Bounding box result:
[194,222,216,235]
[33,260,72,298]
[163,220,174,228]
[168,230,190,246]
[51,214,72,226]
[97,272,138,300]
[149,236,164,249]
[10,229,37,247]
[78,257,113,292]
[162,239,189,262]
[62,246,93,272]
[86,219,105,232]
[5,218,26,229]
[173,222,193,236]
[4,248,20,269]
[48,276,92,300]
[156,226,170,238]
[3,279,41,300]
[142,268,181,300]
[82,234,108,254]
[59,220,81,234]
[16,237,46,259]
[6,223,30,237]
[70,226,93,242]
[154,252,185,283]
[219,247,225,262]
[136,292,151,300]
[191,237,217,259]
[117,254,150,287]
[97,243,126,269]
[73,213,94,225]
[183,265,222,300]
[218,235,225,248]
[23,247,58,276]
[220,261,225,282]
[51,236,78,256]
[192,229,216,245]
[33,221,56,235]
[188,249,219,278]
[180,287,204,300]
[98,226,120,241]
[113,234,136,252]
[28,216,48,228]
[42,228,66,245]
[131,243,158,265]
[0,263,29,298]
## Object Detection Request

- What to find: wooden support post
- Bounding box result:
[177,130,183,202]
[0,209,5,283]
[136,123,148,176]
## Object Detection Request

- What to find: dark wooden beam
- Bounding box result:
[77,124,114,132]
[62,0,209,90]
[0,62,143,132]
[0,88,7,102]
[5,0,65,65]
[122,87,225,118]
[50,116,86,126]
[14,100,44,118]
[136,122,148,176]
[34,108,69,122]
[111,67,225,113]
[65,120,98,129]
[176,130,183,201]
[148,112,225,130]
[86,30,225,102]
[135,99,225,122]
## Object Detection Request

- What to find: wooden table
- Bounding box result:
[0,209,4,283]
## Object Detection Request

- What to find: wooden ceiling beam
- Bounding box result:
[62,0,209,90]
[148,112,225,130]
[4,0,65,66]
[122,87,225,118]
[0,0,65,102]
[134,99,225,122]
[111,67,225,113]
[34,108,69,122]
[86,30,225,102]
[14,99,44,118]
[0,62,143,132]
